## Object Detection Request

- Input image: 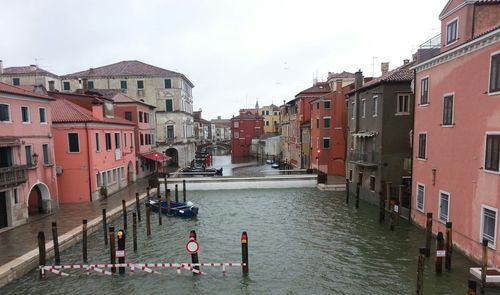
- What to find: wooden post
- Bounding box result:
[389,201,395,231]
[435,232,444,274]
[158,195,163,226]
[132,213,138,253]
[117,229,126,275]
[82,219,88,263]
[345,178,349,204]
[189,230,200,274]
[135,193,141,222]
[146,186,150,199]
[37,231,46,279]
[145,206,151,236]
[164,177,167,195]
[102,208,108,246]
[122,200,127,230]
[183,180,186,203]
[175,184,179,203]
[481,238,488,293]
[241,231,249,275]
[416,247,425,295]
[51,222,61,265]
[445,222,452,271]
[355,183,360,209]
[157,180,160,198]
[109,226,116,273]
[425,212,433,257]
[166,189,171,214]
[379,192,385,224]
[468,280,477,295]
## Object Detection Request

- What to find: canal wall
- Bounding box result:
[163,175,318,190]
[0,189,155,288]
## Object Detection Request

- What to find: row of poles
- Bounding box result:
[345,178,488,294]
[38,179,249,278]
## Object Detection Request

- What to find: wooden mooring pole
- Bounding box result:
[345,178,349,204]
[117,229,126,275]
[445,222,452,271]
[82,219,88,263]
[242,231,249,275]
[355,182,360,209]
[175,184,179,203]
[468,279,477,295]
[481,238,488,293]
[425,212,433,257]
[37,231,46,279]
[146,206,151,236]
[135,193,141,222]
[183,180,187,203]
[122,200,127,230]
[378,192,385,224]
[51,222,61,265]
[166,189,171,214]
[189,230,200,275]
[158,195,163,226]
[102,208,108,246]
[132,212,138,253]
[435,232,444,274]
[109,226,116,273]
[416,247,425,295]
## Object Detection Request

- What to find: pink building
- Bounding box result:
[110,92,160,178]
[0,83,58,229]
[49,92,136,203]
[412,0,500,265]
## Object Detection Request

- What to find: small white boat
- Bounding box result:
[266,159,274,164]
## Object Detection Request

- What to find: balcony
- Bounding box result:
[348,149,379,167]
[416,34,441,63]
[0,165,28,188]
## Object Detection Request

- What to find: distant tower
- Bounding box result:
[255,99,259,110]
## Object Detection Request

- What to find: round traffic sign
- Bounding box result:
[185,240,200,254]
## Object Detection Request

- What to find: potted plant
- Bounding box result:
[99,186,108,199]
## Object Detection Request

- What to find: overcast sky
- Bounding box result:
[1,0,446,120]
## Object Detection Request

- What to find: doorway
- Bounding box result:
[0,192,8,228]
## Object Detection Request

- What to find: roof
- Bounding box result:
[62,60,194,87]
[48,91,111,104]
[328,71,355,79]
[110,92,156,108]
[350,63,414,93]
[50,98,135,125]
[1,66,60,79]
[232,113,263,120]
[0,82,53,100]
[296,82,331,97]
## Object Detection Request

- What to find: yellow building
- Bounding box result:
[260,104,281,134]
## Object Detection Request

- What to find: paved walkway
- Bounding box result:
[0,178,150,267]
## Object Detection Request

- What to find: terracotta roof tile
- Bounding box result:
[1,66,59,79]
[354,63,415,92]
[328,71,355,79]
[0,82,53,100]
[296,82,331,96]
[110,92,155,108]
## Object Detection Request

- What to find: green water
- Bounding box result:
[1,188,485,294]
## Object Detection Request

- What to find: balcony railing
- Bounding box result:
[0,165,28,188]
[416,34,441,63]
[348,149,379,166]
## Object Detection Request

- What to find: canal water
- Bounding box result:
[2,187,482,294]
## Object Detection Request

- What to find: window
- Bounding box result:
[95,133,100,152]
[420,77,429,104]
[21,106,30,123]
[164,79,172,88]
[316,102,320,109]
[265,121,269,126]
[140,134,144,145]
[42,144,50,165]
[234,132,239,139]
[485,134,500,172]
[25,145,33,166]
[68,133,80,153]
[397,94,410,114]
[167,125,174,139]
[446,18,458,45]
[0,104,11,122]
[113,169,117,182]
[323,117,331,128]
[124,133,127,147]
[373,96,378,117]
[418,133,427,159]
[96,173,102,187]
[107,171,112,184]
[324,100,331,109]
[369,176,375,191]
[137,80,144,89]
[166,99,173,112]
[266,111,269,115]
[114,133,120,149]
[124,111,132,121]
[13,188,18,204]
[416,184,425,212]
[63,81,70,91]
[439,191,450,223]
[88,81,94,90]
[12,78,20,86]
[349,170,353,181]
[490,52,500,94]
[138,111,143,122]
[481,205,498,248]
[234,121,239,128]
[351,102,355,120]
[39,108,46,123]
[105,133,112,150]
[316,118,319,128]
[323,137,330,149]
[144,113,149,123]
[442,94,454,126]
[362,99,366,118]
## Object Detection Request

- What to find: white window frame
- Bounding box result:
[351,101,355,120]
[373,96,378,117]
[39,107,47,124]
[67,132,80,153]
[234,131,240,139]
[417,132,428,161]
[442,92,455,127]
[137,79,145,89]
[438,190,451,223]
[324,100,331,109]
[234,121,239,128]
[483,132,500,174]
[323,116,331,128]
[416,183,425,213]
[0,103,12,123]
[323,137,330,149]
[369,175,376,192]
[42,143,50,165]
[420,76,430,106]
[480,204,498,249]
[488,50,500,96]
[361,99,366,118]
[445,17,459,46]
[21,105,30,124]
[166,124,175,139]
[396,93,411,115]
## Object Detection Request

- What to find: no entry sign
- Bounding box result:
[186,240,200,254]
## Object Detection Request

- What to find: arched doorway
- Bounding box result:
[27,182,50,217]
[165,148,179,168]
[127,161,136,183]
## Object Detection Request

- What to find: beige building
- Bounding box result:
[0,61,62,91]
[62,60,195,168]
[259,104,281,134]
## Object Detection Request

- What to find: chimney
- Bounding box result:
[92,104,104,121]
[0,60,3,74]
[354,70,363,90]
[30,64,37,72]
[336,79,343,93]
[381,62,389,75]
[403,59,410,65]
[48,81,55,91]
[217,116,221,120]
[82,78,88,91]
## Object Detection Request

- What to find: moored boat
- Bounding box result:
[146,199,199,217]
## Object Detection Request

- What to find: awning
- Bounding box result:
[141,152,171,162]
[352,131,377,138]
[0,137,21,147]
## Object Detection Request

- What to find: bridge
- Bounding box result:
[196,141,231,152]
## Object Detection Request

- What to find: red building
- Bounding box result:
[231,112,264,159]
[310,73,354,177]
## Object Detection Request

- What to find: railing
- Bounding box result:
[348,149,379,165]
[416,34,441,63]
[0,165,29,187]
[419,34,441,49]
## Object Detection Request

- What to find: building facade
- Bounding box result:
[231,112,264,159]
[0,62,62,91]
[0,83,58,229]
[411,0,500,266]
[260,104,281,134]
[211,116,231,141]
[61,60,195,168]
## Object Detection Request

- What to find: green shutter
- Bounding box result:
[63,82,70,91]
[121,80,127,89]
[164,79,172,88]
[166,100,173,112]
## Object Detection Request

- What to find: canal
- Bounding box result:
[2,186,479,294]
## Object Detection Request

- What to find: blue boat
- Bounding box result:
[146,199,199,217]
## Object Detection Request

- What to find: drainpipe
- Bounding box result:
[85,123,93,202]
